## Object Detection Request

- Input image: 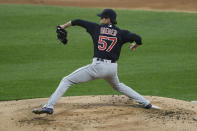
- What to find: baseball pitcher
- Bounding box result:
[33,9,153,115]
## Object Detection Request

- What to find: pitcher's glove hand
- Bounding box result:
[56,26,68,45]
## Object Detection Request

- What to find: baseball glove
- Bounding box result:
[56,26,68,45]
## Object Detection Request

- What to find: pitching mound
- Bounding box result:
[0,95,197,131]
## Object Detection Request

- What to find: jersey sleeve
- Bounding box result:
[71,19,98,34]
[121,30,142,45]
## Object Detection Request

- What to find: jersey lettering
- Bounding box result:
[98,36,108,51]
[100,27,117,36]
[106,37,117,52]
[98,35,117,52]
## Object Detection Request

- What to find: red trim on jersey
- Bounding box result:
[98,35,117,52]
[98,35,107,51]
[106,37,117,52]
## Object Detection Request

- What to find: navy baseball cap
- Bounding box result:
[97,9,117,24]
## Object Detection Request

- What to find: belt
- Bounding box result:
[94,57,116,63]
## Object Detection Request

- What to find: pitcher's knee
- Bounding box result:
[112,82,123,91]
[61,76,74,86]
[113,82,129,92]
[119,83,125,87]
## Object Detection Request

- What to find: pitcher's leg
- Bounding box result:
[43,78,73,109]
[105,75,150,106]
[44,64,95,109]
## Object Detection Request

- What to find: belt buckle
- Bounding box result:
[97,58,103,62]
[106,59,111,63]
[96,58,115,63]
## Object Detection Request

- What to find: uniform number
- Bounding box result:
[98,35,117,52]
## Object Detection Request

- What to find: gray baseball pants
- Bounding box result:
[44,58,150,109]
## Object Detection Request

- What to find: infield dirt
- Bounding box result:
[0,0,197,131]
[0,95,197,131]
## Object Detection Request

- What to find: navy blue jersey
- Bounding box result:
[71,19,142,62]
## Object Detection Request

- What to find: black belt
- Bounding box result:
[96,58,116,63]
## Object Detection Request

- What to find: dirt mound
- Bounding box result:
[0,95,197,131]
[0,0,197,130]
[0,0,197,12]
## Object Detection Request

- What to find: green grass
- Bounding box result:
[0,4,197,101]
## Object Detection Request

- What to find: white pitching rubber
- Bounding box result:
[191,101,197,104]
[152,105,162,110]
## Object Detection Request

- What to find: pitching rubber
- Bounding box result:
[191,101,197,104]
[151,105,162,110]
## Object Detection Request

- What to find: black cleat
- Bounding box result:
[32,107,53,115]
[144,103,152,109]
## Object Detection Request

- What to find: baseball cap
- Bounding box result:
[97,9,117,24]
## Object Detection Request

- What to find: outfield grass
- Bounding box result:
[0,4,197,101]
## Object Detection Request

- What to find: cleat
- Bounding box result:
[144,103,152,109]
[32,107,53,115]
